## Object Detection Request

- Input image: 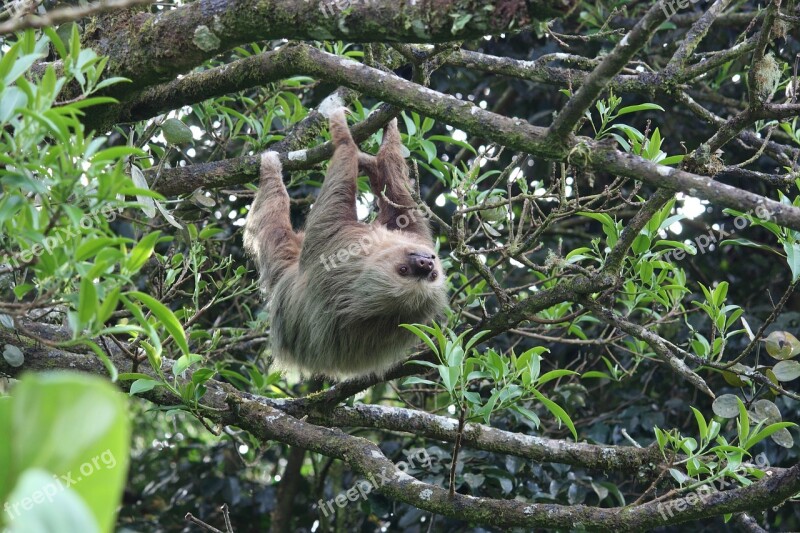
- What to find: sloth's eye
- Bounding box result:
[398,265,409,276]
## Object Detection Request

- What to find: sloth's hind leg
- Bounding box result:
[364,119,432,240]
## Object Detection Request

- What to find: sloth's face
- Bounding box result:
[356,229,446,304]
[354,237,447,316]
[367,242,445,292]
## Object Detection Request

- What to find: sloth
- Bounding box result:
[244,109,447,378]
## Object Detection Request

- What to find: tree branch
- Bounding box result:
[297,403,664,472]
[80,0,577,93]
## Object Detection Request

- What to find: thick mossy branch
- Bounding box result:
[82,0,576,93]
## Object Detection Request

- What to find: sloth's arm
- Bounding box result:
[243,152,302,289]
[300,109,360,266]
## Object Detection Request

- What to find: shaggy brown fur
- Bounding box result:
[244,109,447,378]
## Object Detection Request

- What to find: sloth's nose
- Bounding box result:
[409,252,435,277]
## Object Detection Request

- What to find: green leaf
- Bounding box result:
[92,146,146,163]
[532,389,577,440]
[418,139,437,163]
[4,52,44,85]
[75,237,131,262]
[172,354,203,376]
[199,226,223,239]
[406,359,440,369]
[0,41,21,82]
[1,373,130,531]
[679,437,697,454]
[77,276,98,329]
[0,86,27,125]
[127,291,189,356]
[451,13,473,33]
[713,281,729,307]
[512,405,540,427]
[610,133,630,151]
[581,371,612,379]
[93,77,130,91]
[125,231,161,274]
[68,96,120,110]
[654,427,667,453]
[578,211,615,227]
[745,422,797,450]
[537,369,578,386]
[616,103,665,116]
[660,154,684,166]
[6,469,100,533]
[737,396,750,445]
[783,241,800,282]
[43,26,68,59]
[772,360,800,381]
[610,123,644,141]
[579,211,619,245]
[463,329,492,353]
[565,247,593,261]
[129,379,159,396]
[400,324,439,356]
[712,394,740,418]
[428,135,476,154]
[140,341,162,372]
[655,240,697,255]
[191,368,216,385]
[403,376,434,385]
[97,287,121,325]
[690,406,708,441]
[399,112,416,137]
[78,339,119,381]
